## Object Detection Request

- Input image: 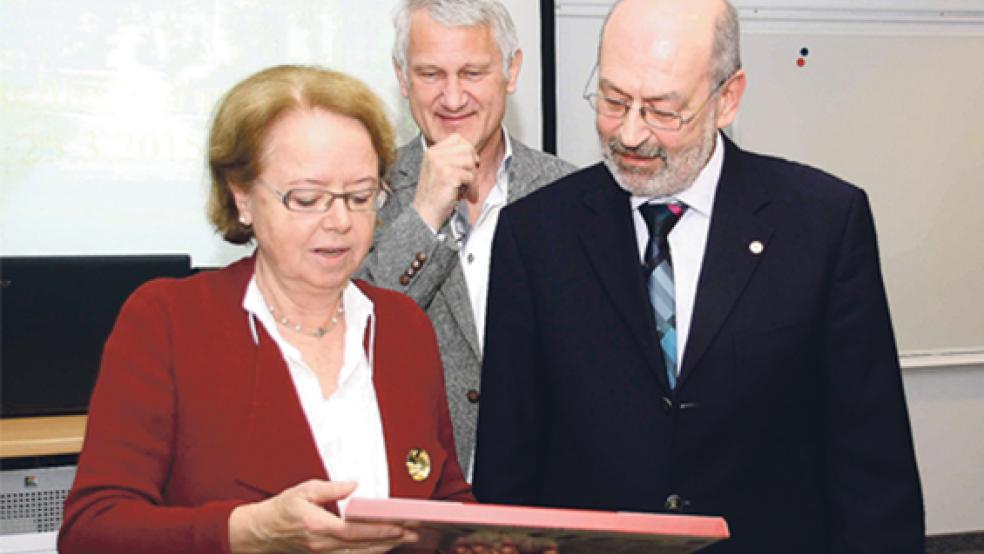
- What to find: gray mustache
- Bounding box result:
[607,138,667,162]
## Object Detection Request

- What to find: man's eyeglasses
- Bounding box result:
[583,64,734,132]
[257,179,387,213]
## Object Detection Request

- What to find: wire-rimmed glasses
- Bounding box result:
[582,64,734,131]
[257,179,387,213]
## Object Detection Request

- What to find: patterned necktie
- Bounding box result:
[639,202,687,389]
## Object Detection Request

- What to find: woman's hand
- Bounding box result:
[229,480,418,553]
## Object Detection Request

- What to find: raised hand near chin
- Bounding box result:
[412,133,480,231]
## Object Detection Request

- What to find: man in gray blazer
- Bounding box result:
[359,0,575,479]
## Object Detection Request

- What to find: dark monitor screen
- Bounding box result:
[1,255,193,418]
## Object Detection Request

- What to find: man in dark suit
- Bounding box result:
[473,0,924,552]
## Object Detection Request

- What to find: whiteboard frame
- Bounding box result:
[552,2,984,368]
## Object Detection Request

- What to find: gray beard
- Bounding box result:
[601,121,717,197]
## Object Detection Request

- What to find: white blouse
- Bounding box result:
[243,277,389,513]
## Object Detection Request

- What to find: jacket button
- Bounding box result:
[661,396,673,414]
[399,275,410,286]
[416,252,427,262]
[466,389,480,404]
[411,259,423,270]
[665,494,683,512]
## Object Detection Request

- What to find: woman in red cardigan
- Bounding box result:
[59,65,472,554]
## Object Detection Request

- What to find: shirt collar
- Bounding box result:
[630,131,724,217]
[418,125,513,191]
[486,128,511,206]
[243,276,374,351]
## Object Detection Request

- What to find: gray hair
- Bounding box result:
[393,0,520,78]
[599,0,742,88]
[711,0,742,84]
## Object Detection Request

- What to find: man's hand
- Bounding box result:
[412,133,479,230]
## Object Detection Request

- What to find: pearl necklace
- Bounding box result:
[267,300,344,339]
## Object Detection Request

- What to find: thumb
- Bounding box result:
[299,479,358,504]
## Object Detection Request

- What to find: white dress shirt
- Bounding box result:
[244,277,389,513]
[631,132,724,374]
[450,131,512,351]
[423,129,514,352]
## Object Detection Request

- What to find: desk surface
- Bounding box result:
[0,415,87,458]
[0,530,58,554]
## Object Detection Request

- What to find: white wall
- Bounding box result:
[904,365,984,534]
[500,0,543,147]
[0,0,543,268]
[556,1,984,357]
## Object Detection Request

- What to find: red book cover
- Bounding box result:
[345,497,729,553]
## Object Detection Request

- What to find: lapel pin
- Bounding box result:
[749,240,765,255]
[406,448,431,482]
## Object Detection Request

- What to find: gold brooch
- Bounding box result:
[406,448,431,482]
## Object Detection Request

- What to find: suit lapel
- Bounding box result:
[235,327,329,499]
[390,140,424,202]
[441,269,481,358]
[506,138,544,204]
[678,138,773,388]
[577,165,671,390]
[369,294,441,499]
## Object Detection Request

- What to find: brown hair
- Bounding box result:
[207,65,395,244]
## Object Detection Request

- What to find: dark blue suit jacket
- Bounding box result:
[473,136,924,553]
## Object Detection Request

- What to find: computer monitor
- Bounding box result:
[0,255,193,418]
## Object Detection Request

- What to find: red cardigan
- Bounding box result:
[59,257,471,554]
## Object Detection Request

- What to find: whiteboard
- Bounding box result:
[555,2,984,357]
[0,0,542,267]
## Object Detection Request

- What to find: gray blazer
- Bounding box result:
[358,135,576,475]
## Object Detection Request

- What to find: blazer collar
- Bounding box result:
[228,256,330,503]
[506,137,548,204]
[677,135,774,388]
[577,164,673,390]
[234,321,330,501]
[368,296,444,500]
[441,271,482,360]
[390,139,424,192]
